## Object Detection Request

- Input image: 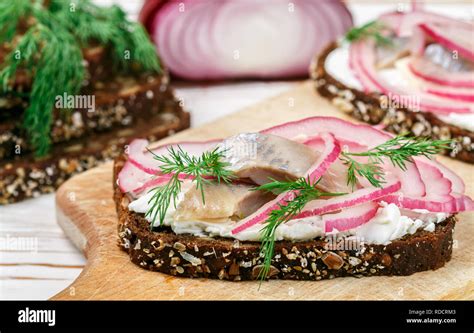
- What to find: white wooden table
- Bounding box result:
[1,1,471,300]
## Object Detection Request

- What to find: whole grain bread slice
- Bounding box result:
[0,107,189,204]
[0,72,175,159]
[113,154,455,281]
[311,42,474,164]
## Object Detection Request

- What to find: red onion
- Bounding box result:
[350,39,474,114]
[231,132,341,235]
[296,180,401,218]
[419,22,474,62]
[323,202,379,233]
[140,0,352,80]
[409,57,474,88]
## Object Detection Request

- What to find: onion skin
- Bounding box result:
[140,0,353,80]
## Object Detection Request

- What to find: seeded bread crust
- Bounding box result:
[0,72,176,159]
[113,155,455,281]
[0,106,189,204]
[310,42,474,164]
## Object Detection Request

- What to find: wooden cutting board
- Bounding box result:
[53,81,474,300]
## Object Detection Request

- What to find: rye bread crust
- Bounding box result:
[310,42,474,164]
[113,155,456,281]
[0,105,189,204]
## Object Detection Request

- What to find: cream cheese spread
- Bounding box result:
[129,190,448,245]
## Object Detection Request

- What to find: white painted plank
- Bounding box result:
[1,252,86,266]
[0,280,76,300]
[0,265,83,280]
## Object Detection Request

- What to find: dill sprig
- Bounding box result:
[0,0,161,156]
[345,20,392,45]
[146,146,235,229]
[49,0,161,72]
[255,177,345,281]
[0,20,84,156]
[340,134,453,189]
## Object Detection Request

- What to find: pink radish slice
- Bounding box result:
[408,57,474,88]
[353,39,473,114]
[118,161,154,194]
[323,202,380,233]
[419,23,474,62]
[231,132,341,235]
[296,180,401,218]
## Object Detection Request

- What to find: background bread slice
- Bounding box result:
[0,105,189,204]
[113,155,455,281]
[311,42,474,164]
[0,72,174,159]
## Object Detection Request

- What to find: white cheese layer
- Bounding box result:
[129,191,448,245]
[324,45,474,132]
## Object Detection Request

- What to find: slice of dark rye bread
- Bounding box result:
[0,72,175,159]
[113,155,456,281]
[310,42,474,164]
[0,105,189,204]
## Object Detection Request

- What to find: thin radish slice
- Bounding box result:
[296,180,401,218]
[231,132,341,235]
[419,22,474,62]
[408,57,474,88]
[323,202,379,233]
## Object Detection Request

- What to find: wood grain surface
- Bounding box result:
[53,81,474,300]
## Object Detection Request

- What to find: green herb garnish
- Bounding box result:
[340,134,453,189]
[345,20,392,45]
[255,177,345,282]
[146,146,235,229]
[0,0,161,157]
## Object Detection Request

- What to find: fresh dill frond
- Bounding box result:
[255,177,345,282]
[0,0,31,42]
[0,20,84,156]
[146,146,235,229]
[345,20,392,45]
[340,156,385,189]
[340,134,453,189]
[50,0,161,72]
[0,0,161,156]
